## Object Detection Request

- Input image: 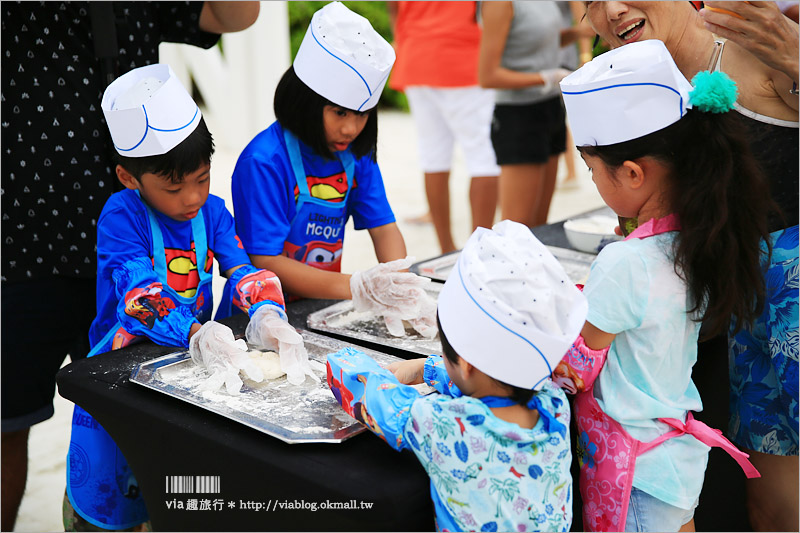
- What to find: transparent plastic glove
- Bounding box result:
[245,306,322,386]
[351,257,434,336]
[407,292,438,339]
[541,67,572,93]
[189,321,263,395]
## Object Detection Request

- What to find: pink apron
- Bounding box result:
[557,215,761,532]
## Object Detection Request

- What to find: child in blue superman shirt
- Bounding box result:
[64,64,315,531]
[328,220,588,532]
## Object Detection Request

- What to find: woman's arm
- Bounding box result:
[368,222,408,264]
[479,1,547,89]
[249,254,352,300]
[199,1,260,34]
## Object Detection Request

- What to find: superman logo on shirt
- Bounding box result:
[163,242,214,298]
[294,171,358,203]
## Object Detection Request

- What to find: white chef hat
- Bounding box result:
[437,220,588,390]
[560,39,693,147]
[293,1,395,111]
[101,63,202,157]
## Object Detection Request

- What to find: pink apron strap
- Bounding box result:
[656,413,761,478]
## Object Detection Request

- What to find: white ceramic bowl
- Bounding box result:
[563,215,622,254]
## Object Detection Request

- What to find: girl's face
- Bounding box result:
[580,153,639,218]
[322,105,369,153]
[584,1,687,50]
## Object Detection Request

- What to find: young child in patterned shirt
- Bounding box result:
[327,220,588,532]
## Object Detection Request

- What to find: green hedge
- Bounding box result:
[288,1,408,111]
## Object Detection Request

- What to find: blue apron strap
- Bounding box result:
[190,210,211,285]
[87,323,121,358]
[480,395,567,437]
[336,149,355,204]
[136,190,169,281]
[284,128,355,207]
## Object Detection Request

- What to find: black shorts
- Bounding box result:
[490,96,567,165]
[1,276,95,432]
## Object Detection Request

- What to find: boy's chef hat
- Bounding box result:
[560,39,693,147]
[101,63,201,157]
[293,1,395,111]
[437,220,588,390]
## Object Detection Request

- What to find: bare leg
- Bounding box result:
[469,175,498,231]
[744,450,799,531]
[531,155,560,227]
[424,171,456,254]
[561,127,578,184]
[499,163,544,228]
[2,428,29,531]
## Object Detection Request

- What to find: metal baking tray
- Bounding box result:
[410,245,595,284]
[306,284,443,358]
[129,330,405,444]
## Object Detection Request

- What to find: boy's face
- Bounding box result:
[117,163,210,222]
[322,105,369,153]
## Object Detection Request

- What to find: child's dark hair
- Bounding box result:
[116,117,215,183]
[579,109,777,338]
[437,314,535,406]
[273,66,378,161]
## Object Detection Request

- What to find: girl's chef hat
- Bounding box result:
[437,220,588,390]
[293,1,395,112]
[560,39,693,146]
[101,63,201,157]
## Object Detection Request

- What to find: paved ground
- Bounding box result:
[14,109,603,532]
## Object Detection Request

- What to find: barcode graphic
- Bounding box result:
[165,475,220,494]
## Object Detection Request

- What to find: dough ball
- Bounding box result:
[247,350,285,380]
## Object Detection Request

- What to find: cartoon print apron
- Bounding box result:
[281,129,354,274]
[67,196,212,529]
[564,215,761,532]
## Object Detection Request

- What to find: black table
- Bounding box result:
[57,307,434,531]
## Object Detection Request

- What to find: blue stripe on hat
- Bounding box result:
[454,259,552,388]
[562,82,685,116]
[309,24,373,111]
[115,105,200,152]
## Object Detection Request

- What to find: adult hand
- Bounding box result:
[386,358,426,385]
[541,68,572,93]
[701,1,799,82]
[245,306,321,385]
[189,321,259,394]
[351,257,434,337]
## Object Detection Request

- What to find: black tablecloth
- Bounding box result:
[57,309,433,531]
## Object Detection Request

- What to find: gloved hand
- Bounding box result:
[350,257,435,338]
[540,67,572,92]
[189,321,265,395]
[245,306,322,386]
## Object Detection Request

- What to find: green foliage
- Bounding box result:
[287,1,408,111]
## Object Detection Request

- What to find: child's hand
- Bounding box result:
[386,358,426,385]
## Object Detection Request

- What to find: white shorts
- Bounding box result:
[405,86,500,177]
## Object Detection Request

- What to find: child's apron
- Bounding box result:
[67,197,212,529]
[567,215,761,532]
[281,129,354,274]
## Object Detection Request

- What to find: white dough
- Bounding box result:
[246,350,285,380]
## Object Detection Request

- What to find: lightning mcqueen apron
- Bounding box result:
[281,129,355,274]
[563,215,761,532]
[67,195,212,529]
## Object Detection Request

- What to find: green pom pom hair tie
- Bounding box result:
[689,71,738,113]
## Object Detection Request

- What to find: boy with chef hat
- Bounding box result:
[230,2,436,338]
[327,220,587,532]
[65,63,318,530]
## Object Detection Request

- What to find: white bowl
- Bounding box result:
[563,215,622,254]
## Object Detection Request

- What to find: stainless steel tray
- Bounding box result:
[410,245,595,284]
[306,284,443,358]
[129,330,403,444]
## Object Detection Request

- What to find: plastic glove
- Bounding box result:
[245,306,322,386]
[351,257,434,336]
[541,67,572,93]
[189,321,265,395]
[407,292,438,339]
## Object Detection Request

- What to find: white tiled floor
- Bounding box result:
[14,110,603,532]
